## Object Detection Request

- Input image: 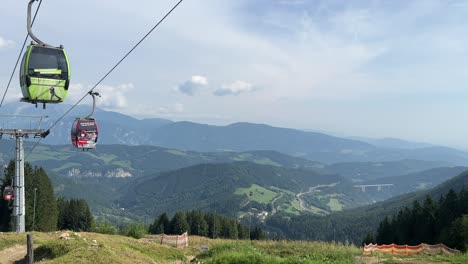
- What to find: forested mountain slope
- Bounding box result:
[266,169,468,244]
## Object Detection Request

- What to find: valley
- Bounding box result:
[1,109,468,250]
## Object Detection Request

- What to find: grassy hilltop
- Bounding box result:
[1,232,467,264]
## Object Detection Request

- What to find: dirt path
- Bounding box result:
[0,245,27,264]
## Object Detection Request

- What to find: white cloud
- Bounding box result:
[214,81,256,96]
[0,36,14,49]
[175,75,208,96]
[68,83,133,110]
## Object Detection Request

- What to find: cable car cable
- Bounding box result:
[47,0,184,131]
[25,0,184,159]
[0,0,44,108]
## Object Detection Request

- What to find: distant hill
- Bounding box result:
[117,162,371,219]
[3,103,468,164]
[267,168,468,244]
[0,141,324,179]
[326,159,453,182]
[349,137,433,149]
[361,166,468,200]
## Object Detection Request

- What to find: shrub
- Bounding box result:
[94,220,118,235]
[124,223,147,239]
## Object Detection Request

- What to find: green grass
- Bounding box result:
[0,232,186,264]
[232,153,253,161]
[0,233,25,250]
[97,154,118,163]
[269,186,296,196]
[358,251,468,264]
[281,199,301,215]
[1,233,467,263]
[166,149,187,156]
[327,198,344,211]
[253,158,282,167]
[416,182,431,190]
[27,151,72,162]
[290,198,303,211]
[111,160,132,168]
[51,162,82,172]
[235,184,278,204]
[196,240,360,264]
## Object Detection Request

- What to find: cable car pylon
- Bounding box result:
[0,114,49,233]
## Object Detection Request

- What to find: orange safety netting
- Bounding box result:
[147,232,189,248]
[363,243,459,255]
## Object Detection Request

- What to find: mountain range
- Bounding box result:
[2,103,468,244]
[3,103,468,165]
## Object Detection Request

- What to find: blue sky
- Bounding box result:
[1,0,468,147]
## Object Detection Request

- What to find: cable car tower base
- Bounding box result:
[0,128,48,233]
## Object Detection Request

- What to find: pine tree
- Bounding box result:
[57,198,93,231]
[445,215,468,251]
[419,196,437,244]
[187,210,208,236]
[149,213,170,234]
[220,218,238,239]
[205,213,219,238]
[170,211,189,235]
[28,167,58,231]
[0,161,58,232]
[0,160,14,231]
[362,232,375,246]
[237,222,249,239]
[376,216,392,244]
[250,225,265,240]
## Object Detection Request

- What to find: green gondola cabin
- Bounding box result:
[20,44,70,104]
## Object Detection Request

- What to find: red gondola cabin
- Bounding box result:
[71,118,98,150]
[3,186,14,201]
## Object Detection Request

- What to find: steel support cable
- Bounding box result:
[25,0,184,159]
[0,0,44,107]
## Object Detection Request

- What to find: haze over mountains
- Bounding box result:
[4,103,468,165]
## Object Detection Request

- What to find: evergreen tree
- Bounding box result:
[445,215,468,251]
[250,225,266,240]
[0,161,14,231]
[57,198,93,231]
[149,212,170,234]
[27,167,58,231]
[362,232,375,246]
[205,213,220,238]
[376,216,392,244]
[237,222,249,239]
[187,210,208,236]
[439,189,459,230]
[220,218,238,239]
[170,211,189,235]
[0,161,58,232]
[419,196,437,244]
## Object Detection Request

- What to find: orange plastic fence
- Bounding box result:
[148,232,189,248]
[363,243,459,255]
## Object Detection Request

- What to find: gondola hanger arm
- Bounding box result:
[86,91,101,119]
[27,0,53,47]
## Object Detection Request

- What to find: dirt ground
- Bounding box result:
[0,245,27,264]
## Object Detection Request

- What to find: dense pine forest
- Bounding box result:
[370,188,468,250]
[149,211,265,240]
[0,162,98,233]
